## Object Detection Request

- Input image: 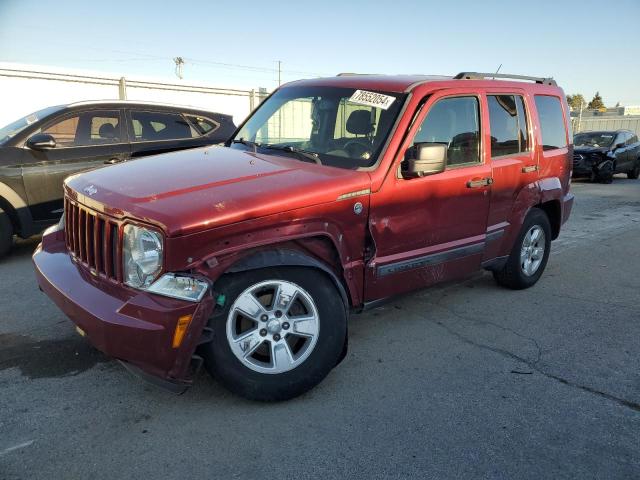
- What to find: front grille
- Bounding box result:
[64,197,120,281]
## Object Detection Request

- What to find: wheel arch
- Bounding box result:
[224,247,350,313]
[501,178,563,253]
[0,182,32,237]
[537,199,561,240]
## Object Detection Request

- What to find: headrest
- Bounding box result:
[98,123,116,139]
[346,110,374,135]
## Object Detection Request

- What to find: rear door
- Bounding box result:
[21,109,129,221]
[482,91,537,262]
[127,109,205,158]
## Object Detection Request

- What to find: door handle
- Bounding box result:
[104,157,124,165]
[522,165,539,173]
[466,177,493,188]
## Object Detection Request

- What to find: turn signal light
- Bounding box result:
[172,314,193,348]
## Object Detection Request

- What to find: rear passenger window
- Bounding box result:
[534,96,567,151]
[412,96,480,166]
[131,111,193,142]
[89,113,121,144]
[185,115,220,136]
[488,95,529,157]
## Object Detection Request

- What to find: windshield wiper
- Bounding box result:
[231,138,260,152]
[262,144,321,164]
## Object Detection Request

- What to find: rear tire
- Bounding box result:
[628,161,640,179]
[201,267,347,401]
[0,208,13,258]
[493,208,551,290]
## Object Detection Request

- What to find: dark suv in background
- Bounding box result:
[572,129,640,183]
[0,100,236,257]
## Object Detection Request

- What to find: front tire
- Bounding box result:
[493,208,551,290]
[202,267,347,401]
[0,208,13,259]
[595,161,614,183]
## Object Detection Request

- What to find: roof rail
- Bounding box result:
[454,72,557,86]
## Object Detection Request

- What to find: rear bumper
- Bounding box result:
[32,227,214,387]
[561,192,574,226]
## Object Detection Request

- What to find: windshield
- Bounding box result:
[574,132,615,148]
[0,105,64,144]
[231,86,406,169]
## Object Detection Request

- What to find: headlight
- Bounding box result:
[123,224,163,288]
[146,274,209,302]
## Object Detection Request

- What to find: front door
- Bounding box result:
[21,109,129,221]
[366,90,492,301]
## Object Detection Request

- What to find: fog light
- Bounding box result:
[172,314,193,348]
[147,274,209,302]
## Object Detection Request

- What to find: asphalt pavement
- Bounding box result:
[1,177,639,479]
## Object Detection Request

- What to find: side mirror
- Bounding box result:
[404,143,447,177]
[26,133,56,150]
[615,142,625,149]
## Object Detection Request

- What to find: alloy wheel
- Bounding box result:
[520,225,546,276]
[226,280,320,374]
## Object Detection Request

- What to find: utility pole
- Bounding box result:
[174,57,185,80]
[277,60,281,86]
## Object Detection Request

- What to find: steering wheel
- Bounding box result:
[343,140,372,159]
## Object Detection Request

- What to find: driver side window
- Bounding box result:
[411,96,481,166]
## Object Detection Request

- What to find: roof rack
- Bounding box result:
[454,72,556,86]
[336,72,373,76]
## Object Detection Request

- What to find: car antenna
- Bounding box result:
[493,64,502,79]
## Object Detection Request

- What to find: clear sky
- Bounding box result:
[1,0,639,105]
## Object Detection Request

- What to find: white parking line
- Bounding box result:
[0,440,34,457]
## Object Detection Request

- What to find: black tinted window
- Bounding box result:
[42,110,121,146]
[488,95,529,157]
[131,111,193,142]
[534,96,567,151]
[186,115,220,136]
[413,96,480,165]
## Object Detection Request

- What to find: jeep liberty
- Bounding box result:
[33,72,574,401]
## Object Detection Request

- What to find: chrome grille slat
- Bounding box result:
[63,196,119,282]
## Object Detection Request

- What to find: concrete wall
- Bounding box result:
[573,115,640,136]
[0,63,267,128]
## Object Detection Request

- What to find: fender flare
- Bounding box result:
[225,248,350,313]
[501,178,563,253]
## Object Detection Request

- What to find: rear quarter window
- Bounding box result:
[534,95,567,151]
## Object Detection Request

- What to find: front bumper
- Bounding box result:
[32,227,214,389]
[572,153,608,177]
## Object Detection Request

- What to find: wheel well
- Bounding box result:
[223,240,350,311]
[536,200,561,240]
[0,196,20,235]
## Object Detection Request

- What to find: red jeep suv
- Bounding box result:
[33,72,574,401]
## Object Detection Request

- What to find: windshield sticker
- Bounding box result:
[348,90,396,110]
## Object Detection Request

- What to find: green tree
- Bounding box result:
[567,94,586,110]
[587,92,605,110]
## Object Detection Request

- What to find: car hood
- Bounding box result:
[65,145,371,236]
